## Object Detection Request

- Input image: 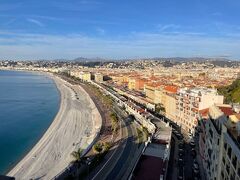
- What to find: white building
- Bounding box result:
[175,88,223,135]
[199,104,240,180]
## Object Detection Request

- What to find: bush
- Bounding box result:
[93,142,103,153]
[110,113,118,132]
[103,142,111,151]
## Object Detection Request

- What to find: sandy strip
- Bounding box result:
[7,74,102,179]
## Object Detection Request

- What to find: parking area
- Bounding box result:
[171,129,202,180]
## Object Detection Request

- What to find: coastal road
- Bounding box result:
[8,75,102,179]
[90,107,142,180]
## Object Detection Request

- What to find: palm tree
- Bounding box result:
[71,148,83,166]
[155,103,165,114]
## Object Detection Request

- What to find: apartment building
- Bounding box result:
[154,88,164,104]
[94,73,103,82]
[162,86,178,122]
[82,71,91,82]
[144,83,162,103]
[176,88,223,134]
[199,104,240,180]
[110,73,130,85]
[128,77,146,91]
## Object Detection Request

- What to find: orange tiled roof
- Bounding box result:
[164,85,178,93]
[145,82,163,88]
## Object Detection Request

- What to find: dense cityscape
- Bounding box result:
[1,58,240,180]
[1,0,240,179]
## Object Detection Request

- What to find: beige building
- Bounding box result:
[145,83,162,103]
[95,73,103,82]
[82,71,91,82]
[128,77,146,91]
[154,88,164,104]
[176,87,224,135]
[164,93,177,121]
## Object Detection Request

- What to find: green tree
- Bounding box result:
[71,148,83,164]
[93,142,103,153]
[155,103,165,114]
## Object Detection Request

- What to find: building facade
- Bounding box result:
[199,104,240,180]
[176,88,223,134]
[95,73,103,82]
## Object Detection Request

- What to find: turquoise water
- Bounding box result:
[0,70,60,174]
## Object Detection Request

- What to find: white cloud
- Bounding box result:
[96,27,105,35]
[0,30,240,60]
[26,18,44,27]
[157,24,180,32]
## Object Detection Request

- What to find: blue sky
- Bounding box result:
[0,0,240,60]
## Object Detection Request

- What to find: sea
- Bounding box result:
[0,70,60,174]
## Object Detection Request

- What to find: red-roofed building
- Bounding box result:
[164,85,178,94]
[217,105,234,116]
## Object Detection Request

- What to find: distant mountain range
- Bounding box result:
[66,57,237,62]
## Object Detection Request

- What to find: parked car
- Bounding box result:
[178,143,184,149]
[178,158,184,166]
[193,159,199,169]
[178,153,184,158]
[175,132,183,140]
[192,168,200,177]
[190,140,195,147]
[178,167,184,180]
[179,148,184,153]
[191,149,197,158]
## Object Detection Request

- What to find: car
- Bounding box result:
[193,159,199,167]
[179,148,184,153]
[173,129,178,134]
[178,167,184,180]
[192,168,200,176]
[191,149,197,158]
[178,158,184,166]
[178,143,184,148]
[188,132,193,137]
[178,152,184,158]
[179,140,184,144]
[193,162,199,170]
[193,176,200,180]
[190,141,195,147]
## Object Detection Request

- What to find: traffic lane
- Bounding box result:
[90,115,128,180]
[106,136,134,180]
[105,120,134,180]
[115,124,140,179]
